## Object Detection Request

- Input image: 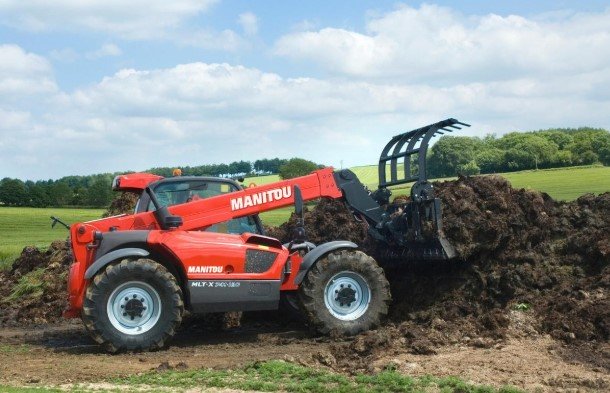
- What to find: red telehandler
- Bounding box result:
[60,119,469,352]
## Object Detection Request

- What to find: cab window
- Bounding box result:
[146,180,259,235]
[149,180,233,210]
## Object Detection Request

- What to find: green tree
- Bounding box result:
[599,146,610,166]
[505,148,535,170]
[495,133,558,169]
[49,181,72,206]
[279,158,319,179]
[475,148,504,173]
[71,186,88,206]
[551,150,573,167]
[228,160,252,175]
[592,133,610,165]
[579,150,599,165]
[568,128,608,164]
[538,131,574,150]
[428,136,483,177]
[457,160,480,176]
[27,183,50,207]
[254,158,288,174]
[86,177,113,207]
[0,178,29,206]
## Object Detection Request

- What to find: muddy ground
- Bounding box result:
[0,175,608,391]
[0,319,608,392]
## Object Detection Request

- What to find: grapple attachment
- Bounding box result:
[374,118,469,261]
[378,118,470,189]
[333,118,469,261]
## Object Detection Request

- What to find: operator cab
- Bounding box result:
[134,176,264,235]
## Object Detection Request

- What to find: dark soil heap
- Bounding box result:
[0,240,72,325]
[269,176,609,369]
[102,192,139,217]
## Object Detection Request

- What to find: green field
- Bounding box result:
[0,207,104,262]
[0,165,608,259]
[498,165,610,200]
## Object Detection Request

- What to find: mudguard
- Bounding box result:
[293,241,358,285]
[84,248,150,279]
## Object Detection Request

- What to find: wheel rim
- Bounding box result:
[324,271,371,321]
[107,281,162,335]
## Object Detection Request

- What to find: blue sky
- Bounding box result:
[1,1,609,180]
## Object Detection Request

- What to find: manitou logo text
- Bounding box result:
[188,266,223,274]
[230,186,292,211]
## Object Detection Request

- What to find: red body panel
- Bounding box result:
[113,172,164,192]
[65,168,340,317]
[148,231,289,281]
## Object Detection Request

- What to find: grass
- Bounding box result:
[0,360,524,392]
[3,268,48,302]
[497,165,610,201]
[0,388,64,393]
[113,360,522,393]
[0,253,17,272]
[0,207,104,257]
[0,344,31,354]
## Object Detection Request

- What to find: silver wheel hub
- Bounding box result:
[324,271,371,321]
[107,281,161,335]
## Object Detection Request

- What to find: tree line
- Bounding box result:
[1,126,608,208]
[0,157,317,208]
[428,127,610,177]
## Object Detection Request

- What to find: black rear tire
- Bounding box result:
[298,250,390,336]
[82,258,184,352]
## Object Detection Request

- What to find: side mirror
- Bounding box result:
[294,186,304,218]
[291,186,306,244]
[146,187,183,230]
[154,206,183,229]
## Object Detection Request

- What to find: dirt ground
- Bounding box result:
[0,318,607,392]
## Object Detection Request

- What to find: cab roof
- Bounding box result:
[113,173,242,192]
[112,173,164,192]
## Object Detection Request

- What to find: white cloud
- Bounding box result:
[274,4,610,82]
[0,44,51,75]
[0,44,57,100]
[2,57,605,180]
[86,44,122,60]
[238,12,258,36]
[0,0,218,39]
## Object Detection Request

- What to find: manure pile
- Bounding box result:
[0,240,72,325]
[268,176,609,369]
[1,176,608,368]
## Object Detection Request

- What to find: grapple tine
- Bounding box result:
[378,118,470,188]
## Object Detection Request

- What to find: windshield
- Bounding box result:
[150,180,235,209]
[141,180,259,235]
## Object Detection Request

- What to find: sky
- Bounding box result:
[1,1,609,180]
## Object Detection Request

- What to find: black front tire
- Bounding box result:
[298,250,390,336]
[82,258,184,352]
